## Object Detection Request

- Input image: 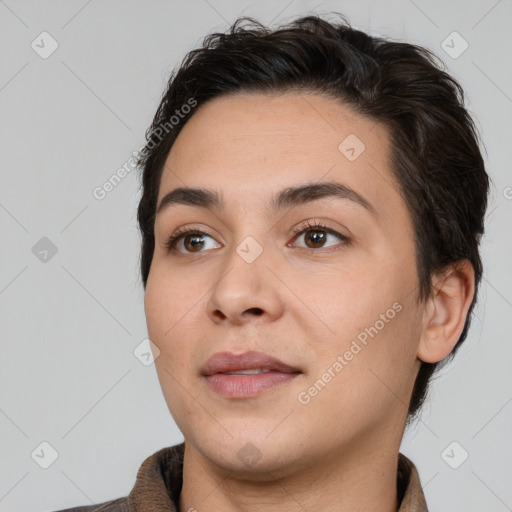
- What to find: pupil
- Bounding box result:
[185,234,204,251]
[307,230,325,248]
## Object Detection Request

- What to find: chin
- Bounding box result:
[188,428,311,477]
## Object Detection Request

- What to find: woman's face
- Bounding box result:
[145,92,425,474]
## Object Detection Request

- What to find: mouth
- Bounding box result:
[201,350,302,398]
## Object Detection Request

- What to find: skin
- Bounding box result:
[144,92,475,511]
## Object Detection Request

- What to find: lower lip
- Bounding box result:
[205,372,299,398]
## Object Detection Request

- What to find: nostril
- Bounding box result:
[213,310,227,320]
[246,307,263,315]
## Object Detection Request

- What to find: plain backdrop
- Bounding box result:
[1,0,511,510]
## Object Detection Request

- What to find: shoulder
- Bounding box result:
[48,443,185,512]
[50,497,129,511]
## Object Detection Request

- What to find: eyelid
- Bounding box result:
[290,219,347,238]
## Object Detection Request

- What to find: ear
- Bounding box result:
[417,260,476,364]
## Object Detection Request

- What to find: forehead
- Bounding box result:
[157,92,401,221]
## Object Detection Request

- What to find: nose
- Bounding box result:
[206,244,285,326]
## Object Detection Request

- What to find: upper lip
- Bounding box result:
[201,350,301,376]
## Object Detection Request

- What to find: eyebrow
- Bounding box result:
[155,181,376,217]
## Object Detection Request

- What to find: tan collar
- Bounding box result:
[127,444,428,511]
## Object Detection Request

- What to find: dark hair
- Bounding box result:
[136,13,489,420]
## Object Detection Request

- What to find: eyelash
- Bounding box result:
[164,220,349,256]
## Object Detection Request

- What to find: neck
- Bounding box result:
[179,437,400,512]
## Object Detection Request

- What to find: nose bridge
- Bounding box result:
[206,226,283,324]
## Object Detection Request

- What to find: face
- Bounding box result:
[144,92,425,476]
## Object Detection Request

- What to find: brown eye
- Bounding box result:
[165,229,220,254]
[182,233,206,252]
[291,221,348,252]
[303,229,327,249]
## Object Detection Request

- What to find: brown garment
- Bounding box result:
[53,443,428,511]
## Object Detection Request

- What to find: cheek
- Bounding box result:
[304,259,419,381]
[145,273,198,418]
[144,277,168,341]
[145,261,200,333]
[144,265,207,376]
[297,263,390,336]
[298,305,420,433]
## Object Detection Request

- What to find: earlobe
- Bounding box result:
[417,260,475,364]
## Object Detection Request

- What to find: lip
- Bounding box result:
[202,350,301,398]
[202,350,300,376]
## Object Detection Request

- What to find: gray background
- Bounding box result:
[1,0,511,510]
